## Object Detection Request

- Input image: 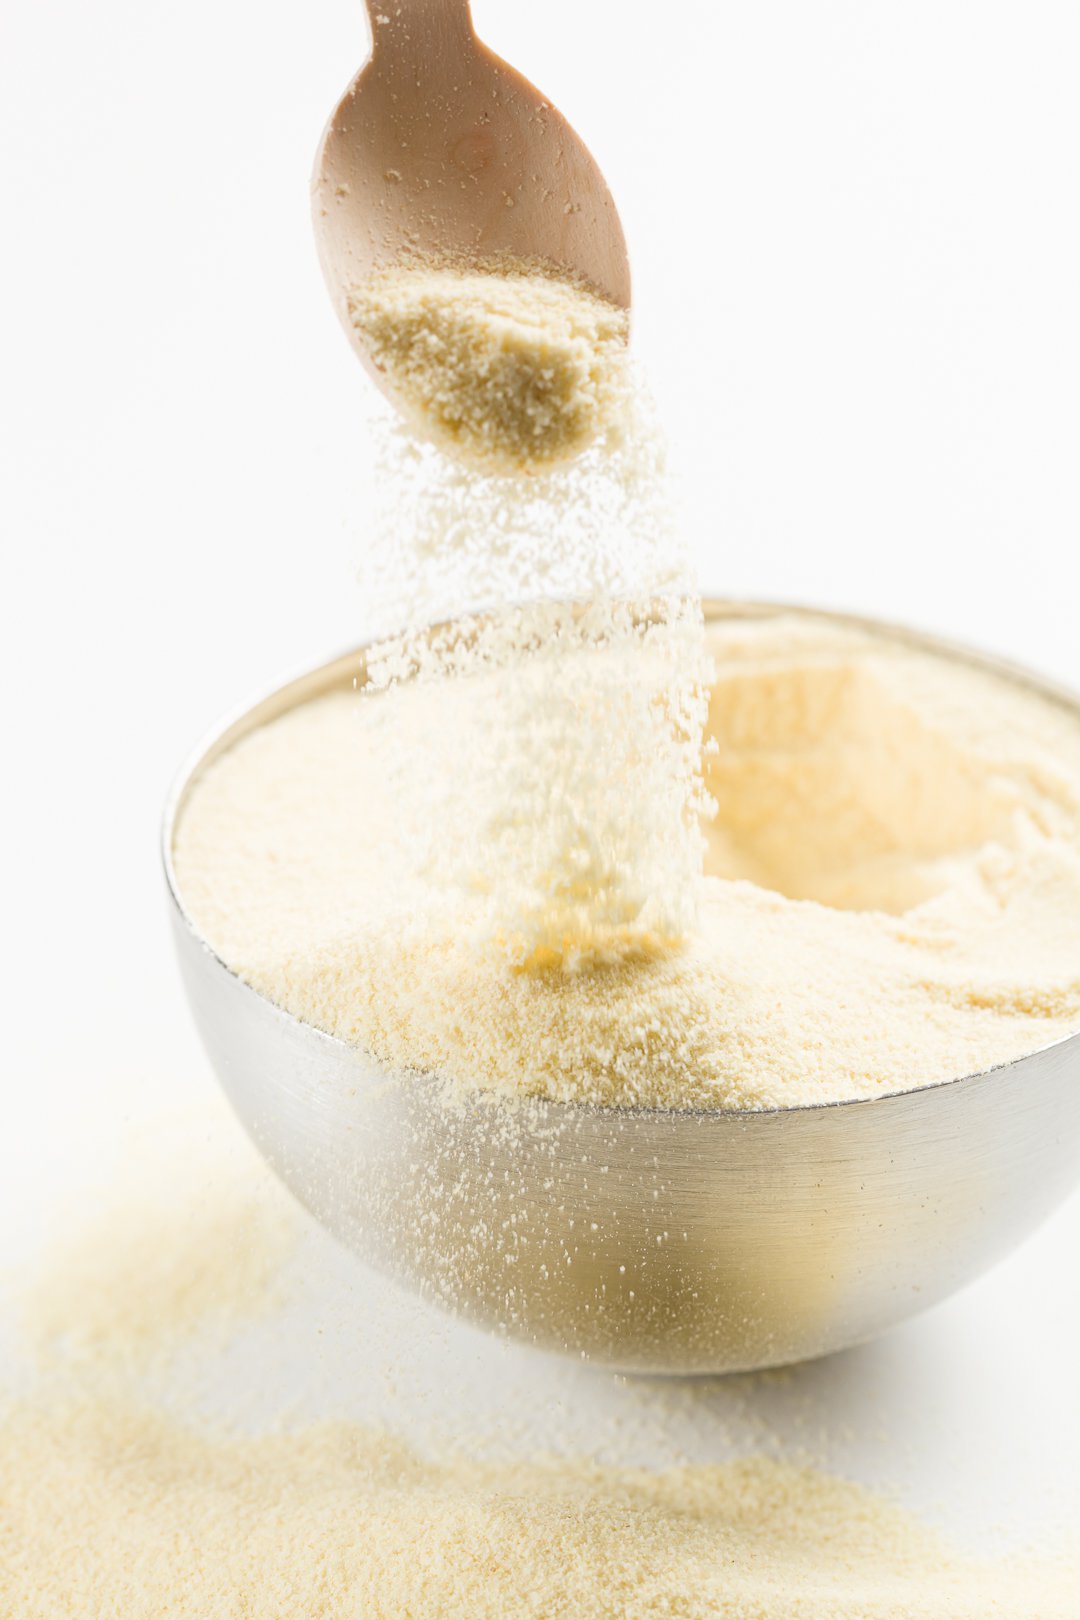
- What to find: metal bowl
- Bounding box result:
[163,602,1080,1374]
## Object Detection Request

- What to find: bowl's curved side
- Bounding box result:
[170,908,1080,1374]
[164,598,1080,1372]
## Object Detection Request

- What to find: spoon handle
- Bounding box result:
[364,0,475,55]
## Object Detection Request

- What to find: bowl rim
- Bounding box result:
[162,596,1080,1121]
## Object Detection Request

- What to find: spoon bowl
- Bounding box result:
[312,0,631,383]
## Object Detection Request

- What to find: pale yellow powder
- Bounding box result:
[349,262,630,473]
[362,598,713,971]
[347,267,707,972]
[22,1112,297,1367]
[173,611,1080,1111]
[3,1389,1076,1618]
[4,1100,1074,1616]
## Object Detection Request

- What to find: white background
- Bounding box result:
[2,0,1079,1568]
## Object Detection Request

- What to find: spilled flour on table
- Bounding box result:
[20,1110,297,1370]
[2,1106,1075,1619]
[6,1389,1076,1619]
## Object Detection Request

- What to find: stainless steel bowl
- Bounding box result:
[163,602,1080,1374]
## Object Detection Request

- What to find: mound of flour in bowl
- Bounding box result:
[174,609,1080,1111]
[176,258,1080,1109]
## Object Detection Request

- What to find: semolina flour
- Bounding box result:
[174,609,1080,1111]
[4,1389,1076,1619]
[349,261,630,473]
[344,260,712,974]
[21,1114,296,1369]
[2,1109,1075,1619]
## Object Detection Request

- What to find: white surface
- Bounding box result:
[2,0,1079,1561]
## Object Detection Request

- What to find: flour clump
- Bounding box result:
[349,261,630,473]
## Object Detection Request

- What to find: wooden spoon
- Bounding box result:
[312,0,631,375]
